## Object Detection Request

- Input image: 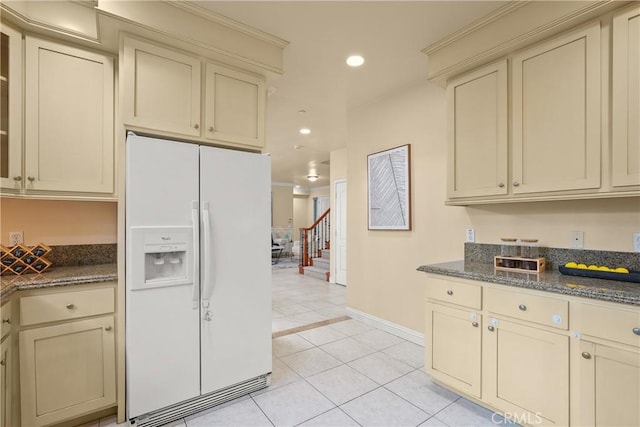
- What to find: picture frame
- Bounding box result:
[367,144,411,230]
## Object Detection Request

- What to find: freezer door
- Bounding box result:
[125,134,201,418]
[199,146,272,394]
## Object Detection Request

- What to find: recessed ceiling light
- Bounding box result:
[294,145,305,150]
[299,128,311,135]
[346,55,365,67]
[307,175,319,182]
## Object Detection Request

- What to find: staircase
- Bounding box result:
[298,208,330,282]
[304,249,330,281]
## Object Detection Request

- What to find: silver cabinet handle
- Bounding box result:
[66,304,75,309]
[472,321,479,328]
[633,328,640,336]
[513,181,520,187]
[498,182,505,188]
[581,352,592,360]
[446,290,453,296]
[105,326,112,331]
[13,176,22,182]
[488,325,495,332]
[2,318,10,324]
[194,124,199,129]
[208,126,214,132]
[0,358,5,366]
[518,304,527,311]
[27,176,35,182]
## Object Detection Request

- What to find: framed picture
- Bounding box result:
[367,144,411,230]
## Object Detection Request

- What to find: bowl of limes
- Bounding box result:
[559,262,640,283]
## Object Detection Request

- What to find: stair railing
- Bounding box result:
[299,208,330,274]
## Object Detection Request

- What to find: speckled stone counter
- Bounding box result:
[418,260,640,306]
[0,264,117,299]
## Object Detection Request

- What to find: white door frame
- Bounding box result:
[334,180,347,286]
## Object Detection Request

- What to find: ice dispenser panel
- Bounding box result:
[130,226,194,290]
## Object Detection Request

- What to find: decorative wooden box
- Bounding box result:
[494,255,546,274]
[0,243,52,275]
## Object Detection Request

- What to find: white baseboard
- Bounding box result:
[345,306,424,346]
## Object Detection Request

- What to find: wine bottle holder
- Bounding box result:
[0,243,52,276]
[494,255,546,273]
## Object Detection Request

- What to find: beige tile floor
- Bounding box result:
[90,268,514,427]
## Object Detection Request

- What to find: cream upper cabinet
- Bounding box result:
[447,61,507,199]
[24,36,114,195]
[512,23,601,195]
[612,5,640,188]
[205,63,265,147]
[122,37,202,137]
[0,24,23,192]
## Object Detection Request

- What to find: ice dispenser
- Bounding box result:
[129,226,194,290]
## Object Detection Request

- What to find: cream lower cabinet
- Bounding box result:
[0,335,11,427]
[19,287,116,427]
[23,36,114,196]
[484,319,569,426]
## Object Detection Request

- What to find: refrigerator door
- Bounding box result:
[199,146,272,394]
[126,134,201,418]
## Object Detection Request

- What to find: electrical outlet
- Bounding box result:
[633,233,640,253]
[9,231,23,246]
[466,228,476,243]
[571,231,584,249]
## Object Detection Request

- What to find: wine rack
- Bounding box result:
[0,243,52,275]
[494,255,546,274]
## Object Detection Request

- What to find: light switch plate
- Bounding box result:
[466,228,475,243]
[9,231,23,245]
[633,233,640,253]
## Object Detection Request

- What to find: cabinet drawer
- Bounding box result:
[20,288,114,326]
[580,303,640,347]
[485,287,568,329]
[1,301,11,339]
[426,277,481,309]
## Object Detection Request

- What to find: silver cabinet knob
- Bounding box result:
[2,318,10,324]
[472,321,479,328]
[66,304,75,309]
[518,304,527,311]
[581,352,592,360]
[27,176,35,182]
[13,176,22,181]
[446,290,453,296]
[513,181,520,187]
[105,326,112,331]
[498,182,505,188]
[633,327,640,336]
[488,325,495,332]
[194,124,199,129]
[208,126,214,132]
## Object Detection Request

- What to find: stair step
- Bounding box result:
[321,249,330,259]
[303,266,329,281]
[313,257,330,269]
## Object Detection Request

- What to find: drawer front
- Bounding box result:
[426,277,482,309]
[20,288,114,326]
[580,303,640,347]
[485,287,568,329]
[1,301,11,339]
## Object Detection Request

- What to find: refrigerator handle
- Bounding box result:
[201,201,213,318]
[191,201,200,309]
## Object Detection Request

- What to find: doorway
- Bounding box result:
[334,180,347,285]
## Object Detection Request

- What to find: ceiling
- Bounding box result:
[193,1,505,188]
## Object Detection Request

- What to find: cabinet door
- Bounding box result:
[612,5,640,187]
[20,316,115,427]
[425,302,481,397]
[205,64,265,148]
[512,23,601,195]
[578,341,640,426]
[0,337,11,427]
[447,61,508,199]
[123,37,201,137]
[0,25,23,192]
[484,319,569,426]
[24,37,114,194]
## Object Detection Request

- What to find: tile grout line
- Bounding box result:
[272,315,351,338]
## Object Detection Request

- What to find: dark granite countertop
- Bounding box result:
[418,261,640,306]
[0,264,117,299]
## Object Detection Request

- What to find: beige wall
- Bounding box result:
[307,187,330,225]
[271,185,293,228]
[346,81,640,334]
[330,148,347,283]
[0,198,117,246]
[293,194,309,242]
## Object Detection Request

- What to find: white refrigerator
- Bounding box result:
[125,133,271,426]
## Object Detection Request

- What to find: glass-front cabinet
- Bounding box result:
[0,24,22,192]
